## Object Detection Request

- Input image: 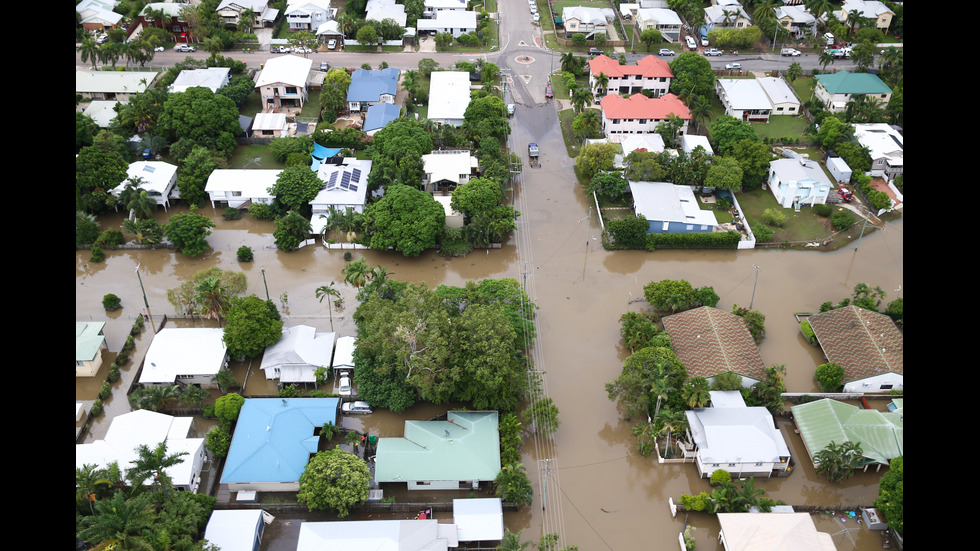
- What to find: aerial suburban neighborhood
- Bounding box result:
[76,0,903,550]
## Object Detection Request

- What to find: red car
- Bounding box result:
[545,84,553,99]
[837,184,854,202]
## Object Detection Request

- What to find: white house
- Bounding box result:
[629,181,717,234]
[138,328,229,388]
[113,160,178,211]
[76,321,107,377]
[255,55,314,111]
[285,0,333,32]
[427,71,472,126]
[416,10,478,38]
[600,93,690,139]
[774,5,817,38]
[170,67,231,94]
[260,325,335,383]
[562,6,609,39]
[77,0,123,31]
[82,100,121,128]
[715,77,799,122]
[365,0,407,28]
[310,158,373,223]
[75,409,207,493]
[297,520,458,551]
[684,391,792,478]
[853,123,903,180]
[767,157,834,209]
[205,169,280,208]
[758,77,801,116]
[204,510,274,551]
[680,134,713,156]
[589,54,673,98]
[704,1,751,31]
[76,70,156,101]
[634,8,682,42]
[620,134,665,159]
[346,67,400,112]
[840,0,895,33]
[423,149,479,193]
[425,0,468,12]
[216,0,275,29]
[251,112,289,137]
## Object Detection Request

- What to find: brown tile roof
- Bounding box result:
[600,93,691,120]
[588,54,674,79]
[807,306,903,383]
[662,307,766,381]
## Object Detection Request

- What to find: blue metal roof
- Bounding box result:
[221,398,339,484]
[364,102,401,132]
[346,68,400,103]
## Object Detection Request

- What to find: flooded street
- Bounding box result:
[77,130,901,550]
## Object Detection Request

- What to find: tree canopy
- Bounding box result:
[364,184,445,257]
[222,295,284,359]
[297,448,371,516]
[164,211,215,257]
[156,86,241,157]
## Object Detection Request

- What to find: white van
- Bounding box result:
[823,33,835,45]
[685,36,697,50]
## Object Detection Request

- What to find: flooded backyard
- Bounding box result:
[76,152,902,550]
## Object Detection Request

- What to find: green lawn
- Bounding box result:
[737,188,833,243]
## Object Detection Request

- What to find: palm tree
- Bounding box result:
[814,440,865,483]
[571,87,593,114]
[367,264,391,297]
[730,477,766,512]
[575,109,601,141]
[818,49,835,71]
[649,367,673,418]
[687,95,712,134]
[497,528,529,551]
[315,282,341,331]
[75,464,110,514]
[79,37,100,68]
[77,492,156,551]
[654,408,687,457]
[195,276,229,325]
[593,72,609,96]
[682,376,711,408]
[342,257,370,289]
[559,51,580,75]
[127,440,188,501]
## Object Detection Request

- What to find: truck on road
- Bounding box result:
[528,143,539,168]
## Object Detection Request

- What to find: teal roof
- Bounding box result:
[76,321,106,361]
[790,398,903,466]
[375,411,500,483]
[815,71,892,95]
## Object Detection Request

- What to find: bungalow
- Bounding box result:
[600,93,690,138]
[251,112,289,137]
[77,0,124,32]
[170,67,231,94]
[634,8,682,43]
[138,328,229,388]
[314,20,344,47]
[285,0,334,32]
[620,134,666,160]
[774,5,817,38]
[310,158,373,220]
[791,398,903,470]
[680,134,714,156]
[364,102,402,135]
[76,70,157,101]
[840,1,895,34]
[347,67,400,112]
[76,321,108,377]
[130,2,196,45]
[427,71,472,127]
[221,398,340,492]
[215,0,276,29]
[805,306,903,393]
[365,0,407,28]
[205,169,279,208]
[375,411,501,490]
[82,100,121,128]
[425,0,469,12]
[422,149,479,193]
[718,512,838,551]
[113,160,179,211]
[416,10,479,38]
[259,325,336,383]
[255,55,314,111]
[297,520,458,550]
[628,181,717,234]
[75,409,207,493]
[813,71,892,113]
[589,54,673,98]
[767,157,834,209]
[684,391,792,478]
[562,6,609,39]
[662,306,767,385]
[454,498,504,542]
[704,1,752,31]
[853,123,903,180]
[716,77,800,122]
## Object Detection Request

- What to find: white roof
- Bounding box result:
[774,5,815,24]
[841,0,892,17]
[681,134,713,156]
[717,79,771,111]
[75,410,204,488]
[705,4,750,24]
[425,0,468,9]
[416,10,478,31]
[717,513,838,551]
[297,520,458,551]
[139,328,228,384]
[171,67,231,93]
[423,149,477,184]
[853,123,903,166]
[562,6,608,24]
[260,325,335,383]
[204,510,273,551]
[253,112,288,131]
[76,70,156,95]
[114,161,178,197]
[255,55,313,88]
[629,181,717,227]
[82,100,121,128]
[620,134,665,158]
[332,335,356,369]
[311,158,372,210]
[635,8,681,26]
[769,158,833,187]
[426,72,472,123]
[453,498,503,542]
[365,0,407,26]
[757,77,799,106]
[205,169,280,201]
[685,405,791,465]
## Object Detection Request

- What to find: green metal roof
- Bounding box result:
[791,398,903,465]
[76,321,106,361]
[815,71,892,95]
[375,411,500,484]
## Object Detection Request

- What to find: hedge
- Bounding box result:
[647,230,741,250]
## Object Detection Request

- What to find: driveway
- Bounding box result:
[419,36,436,53]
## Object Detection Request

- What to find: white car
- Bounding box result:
[781,48,801,57]
[701,37,709,47]
[507,104,516,116]
[658,48,675,56]
[293,46,312,54]
[704,48,723,56]
[725,62,741,70]
[530,4,537,13]
[342,401,373,414]
[533,12,540,22]
[338,371,352,396]
[176,44,196,52]
[154,46,165,52]
[327,39,337,50]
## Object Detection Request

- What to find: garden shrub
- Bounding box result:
[222,207,242,220]
[608,215,649,249]
[95,229,125,247]
[831,209,856,230]
[206,425,232,457]
[102,293,122,311]
[800,320,817,344]
[813,204,832,217]
[237,245,254,262]
[90,246,105,263]
[762,208,787,227]
[753,224,774,243]
[248,202,276,220]
[710,469,731,486]
[647,230,741,250]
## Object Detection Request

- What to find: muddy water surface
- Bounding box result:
[77,172,902,551]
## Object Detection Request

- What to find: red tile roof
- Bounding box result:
[588,54,673,79]
[807,306,903,383]
[600,93,691,120]
[662,307,766,381]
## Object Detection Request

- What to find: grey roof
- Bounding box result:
[260,325,335,383]
[717,79,771,111]
[171,67,231,93]
[628,181,717,227]
[768,158,833,188]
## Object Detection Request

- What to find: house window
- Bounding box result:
[285,86,298,95]
[613,119,621,124]
[639,119,647,124]
[880,384,893,390]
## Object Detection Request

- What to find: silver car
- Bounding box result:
[342,401,373,414]
[338,371,352,396]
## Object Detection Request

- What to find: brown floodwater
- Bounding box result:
[77,146,902,550]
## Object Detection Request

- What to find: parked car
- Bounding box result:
[533,13,540,22]
[658,48,675,56]
[271,46,290,53]
[725,62,741,70]
[320,61,330,71]
[704,48,723,56]
[530,4,537,13]
[701,36,709,46]
[588,47,603,56]
[545,84,553,99]
[154,45,165,52]
[293,46,312,54]
[327,39,337,50]
[781,48,801,57]
[685,36,697,50]
[338,371,352,396]
[837,184,854,202]
[507,104,516,116]
[96,34,109,44]
[176,44,196,52]
[342,401,373,414]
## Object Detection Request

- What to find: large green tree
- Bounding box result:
[606,345,688,420]
[297,448,371,517]
[164,211,215,257]
[156,86,241,157]
[177,145,217,208]
[875,456,903,535]
[710,115,758,156]
[270,165,324,214]
[364,184,445,257]
[75,131,130,213]
[669,52,715,100]
[222,295,284,359]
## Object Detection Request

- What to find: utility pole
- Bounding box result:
[749,264,761,309]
